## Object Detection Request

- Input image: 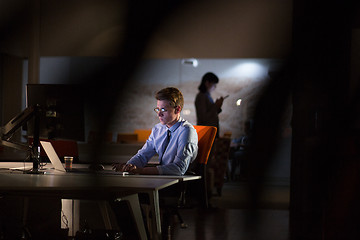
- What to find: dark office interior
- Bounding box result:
[1,0,360,239]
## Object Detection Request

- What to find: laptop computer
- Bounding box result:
[40,141,131,175]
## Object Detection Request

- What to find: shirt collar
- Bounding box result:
[166,117,183,133]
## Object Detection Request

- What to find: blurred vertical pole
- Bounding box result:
[28,0,40,84]
[290,1,354,239]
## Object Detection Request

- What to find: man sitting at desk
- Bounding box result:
[113,87,198,175]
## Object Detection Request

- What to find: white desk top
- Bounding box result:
[0,162,179,200]
[0,162,201,181]
[0,162,200,196]
[0,173,178,191]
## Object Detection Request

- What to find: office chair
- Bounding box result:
[187,125,217,207]
[134,129,152,143]
[160,125,217,232]
[207,137,231,196]
[116,133,138,143]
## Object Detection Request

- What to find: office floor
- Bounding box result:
[169,180,290,240]
[72,179,290,240]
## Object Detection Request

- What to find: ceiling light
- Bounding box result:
[181,58,198,67]
[236,99,242,106]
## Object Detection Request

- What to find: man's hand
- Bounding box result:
[112,163,159,175]
[122,164,137,172]
[112,163,136,172]
[112,163,125,172]
[112,163,143,174]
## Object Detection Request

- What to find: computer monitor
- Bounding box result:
[26,84,85,142]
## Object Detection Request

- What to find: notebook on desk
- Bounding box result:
[40,141,131,175]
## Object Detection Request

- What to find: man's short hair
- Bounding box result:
[155,87,184,110]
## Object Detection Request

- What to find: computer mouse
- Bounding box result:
[88,163,105,171]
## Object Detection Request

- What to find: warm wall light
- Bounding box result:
[236,99,242,106]
[183,109,191,115]
[181,58,198,67]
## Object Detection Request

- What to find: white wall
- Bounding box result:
[26,57,287,137]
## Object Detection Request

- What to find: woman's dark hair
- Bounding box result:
[198,72,219,93]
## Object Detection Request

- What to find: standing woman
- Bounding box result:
[195,72,224,137]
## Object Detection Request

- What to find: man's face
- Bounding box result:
[155,100,180,128]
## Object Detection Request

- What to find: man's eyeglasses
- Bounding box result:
[154,106,177,114]
[154,107,167,114]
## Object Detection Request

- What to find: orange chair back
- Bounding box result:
[134,129,152,142]
[117,133,138,143]
[194,125,217,165]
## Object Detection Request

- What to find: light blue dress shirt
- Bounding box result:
[127,117,198,175]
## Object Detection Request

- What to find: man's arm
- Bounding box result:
[113,128,156,172]
[134,166,159,175]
